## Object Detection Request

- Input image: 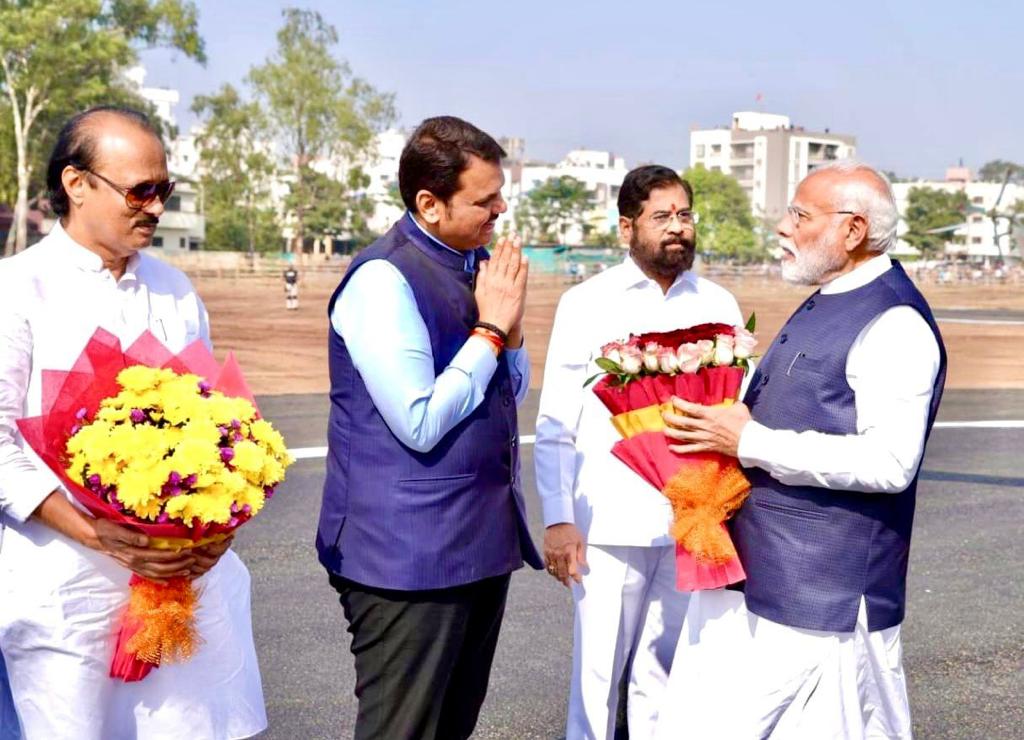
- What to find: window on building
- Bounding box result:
[972,196,984,204]
[179,237,186,248]
[152,236,163,247]
[165,195,182,211]
[711,144,721,155]
[696,145,705,157]
[971,237,982,244]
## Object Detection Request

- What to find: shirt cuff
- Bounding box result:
[541,494,575,527]
[736,420,773,470]
[448,334,500,384]
[4,469,62,523]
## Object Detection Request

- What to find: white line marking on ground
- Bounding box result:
[287,424,1019,460]
[936,318,1024,326]
[290,446,328,460]
[933,420,1024,429]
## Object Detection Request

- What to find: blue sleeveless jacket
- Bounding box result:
[316,217,542,590]
[731,261,946,632]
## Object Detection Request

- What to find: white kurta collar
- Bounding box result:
[820,253,892,295]
[618,254,697,295]
[49,221,142,281]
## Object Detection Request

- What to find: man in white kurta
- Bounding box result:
[535,166,742,739]
[657,162,943,739]
[0,107,265,739]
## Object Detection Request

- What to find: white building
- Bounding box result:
[689,111,857,221]
[891,167,1023,261]
[506,148,630,244]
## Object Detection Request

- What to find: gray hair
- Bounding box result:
[806,160,899,253]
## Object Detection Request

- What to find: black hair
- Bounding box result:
[617,165,694,220]
[398,116,506,211]
[46,105,159,217]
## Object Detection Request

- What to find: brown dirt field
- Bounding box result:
[193,271,1024,396]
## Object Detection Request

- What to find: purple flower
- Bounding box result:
[198,380,212,397]
[228,517,240,528]
[241,504,252,515]
[87,474,101,487]
[220,447,235,464]
[168,471,182,485]
[218,426,229,437]
[130,408,146,424]
[70,424,81,436]
[157,512,170,524]
[233,432,244,442]
[75,407,88,421]
[230,419,241,430]
[263,485,275,500]
[230,503,239,514]
[184,473,198,487]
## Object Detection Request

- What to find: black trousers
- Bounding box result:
[331,573,511,740]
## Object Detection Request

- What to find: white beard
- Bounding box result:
[779,227,847,286]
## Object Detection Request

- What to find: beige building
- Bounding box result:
[689,111,856,221]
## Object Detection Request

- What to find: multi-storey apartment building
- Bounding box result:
[689,111,856,221]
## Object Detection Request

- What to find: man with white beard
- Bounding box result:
[656,162,946,739]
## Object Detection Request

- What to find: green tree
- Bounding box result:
[0,0,204,255]
[977,160,1024,184]
[682,165,760,263]
[290,165,376,251]
[585,226,620,248]
[902,186,969,258]
[192,84,280,254]
[517,175,594,245]
[247,8,394,252]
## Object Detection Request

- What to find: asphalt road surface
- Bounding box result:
[236,389,1024,739]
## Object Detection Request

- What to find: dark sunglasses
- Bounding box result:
[83,168,176,210]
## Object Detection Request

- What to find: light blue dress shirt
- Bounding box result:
[331,214,529,454]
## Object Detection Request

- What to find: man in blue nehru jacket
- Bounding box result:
[317,116,543,740]
[656,162,945,739]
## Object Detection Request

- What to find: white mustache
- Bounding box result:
[778,239,798,256]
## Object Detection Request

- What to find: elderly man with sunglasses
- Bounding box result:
[655,162,945,739]
[0,106,265,739]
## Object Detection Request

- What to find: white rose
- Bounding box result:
[713,335,735,366]
[657,348,679,374]
[620,346,643,375]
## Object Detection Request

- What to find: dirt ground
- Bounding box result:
[193,270,1024,396]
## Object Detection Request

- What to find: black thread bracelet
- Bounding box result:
[473,322,509,343]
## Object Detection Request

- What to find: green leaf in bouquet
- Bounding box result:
[595,357,624,374]
[745,312,757,332]
[583,372,604,387]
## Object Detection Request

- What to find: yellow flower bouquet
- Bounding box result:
[17,328,293,681]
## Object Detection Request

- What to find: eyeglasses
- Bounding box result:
[786,205,857,228]
[647,209,700,229]
[83,169,176,210]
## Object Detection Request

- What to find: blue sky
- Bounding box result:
[140,0,1023,179]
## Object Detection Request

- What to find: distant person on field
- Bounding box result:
[283,265,299,310]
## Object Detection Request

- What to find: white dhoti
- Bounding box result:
[567,544,689,740]
[655,589,911,740]
[0,520,266,740]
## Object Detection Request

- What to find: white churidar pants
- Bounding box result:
[654,589,911,740]
[567,544,689,740]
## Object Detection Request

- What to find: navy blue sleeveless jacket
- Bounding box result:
[316,216,542,590]
[731,261,946,632]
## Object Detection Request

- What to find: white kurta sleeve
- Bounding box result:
[737,305,941,493]
[0,295,61,522]
[534,294,589,526]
